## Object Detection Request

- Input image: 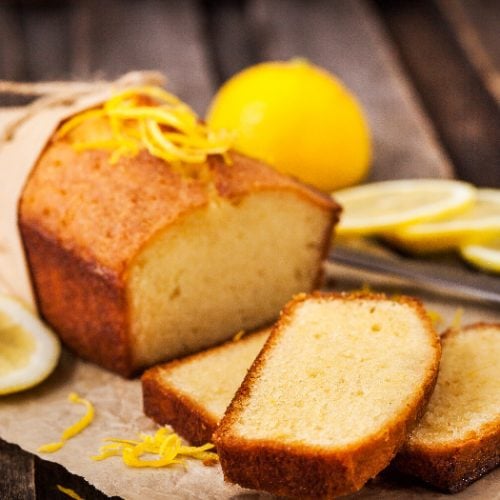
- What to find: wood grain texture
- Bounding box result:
[202,0,259,83]
[35,449,120,500]
[0,440,35,500]
[68,1,94,79]
[83,0,215,114]
[439,0,500,104]
[243,0,454,182]
[375,0,500,187]
[19,1,72,81]
[0,4,26,81]
[0,439,119,500]
[445,0,500,101]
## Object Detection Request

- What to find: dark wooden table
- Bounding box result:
[0,1,499,498]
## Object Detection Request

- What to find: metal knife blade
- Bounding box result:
[329,245,500,305]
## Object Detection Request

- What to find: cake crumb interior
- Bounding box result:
[129,192,329,367]
[409,325,500,445]
[163,331,269,418]
[233,298,436,447]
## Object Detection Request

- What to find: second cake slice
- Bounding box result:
[214,292,441,498]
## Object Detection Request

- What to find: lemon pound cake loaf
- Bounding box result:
[394,323,500,492]
[142,328,269,445]
[214,292,441,498]
[18,88,339,377]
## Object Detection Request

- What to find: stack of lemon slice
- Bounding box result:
[333,180,500,274]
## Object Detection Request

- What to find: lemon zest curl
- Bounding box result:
[91,427,218,468]
[57,85,234,167]
[56,485,84,500]
[38,392,95,453]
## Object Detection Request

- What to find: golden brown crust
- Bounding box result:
[19,132,339,376]
[393,430,500,493]
[214,292,440,498]
[311,200,341,290]
[441,321,500,341]
[141,329,270,445]
[142,367,219,446]
[393,322,500,492]
[19,221,133,376]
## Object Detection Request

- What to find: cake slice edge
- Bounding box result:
[393,322,500,493]
[213,292,441,498]
[142,328,270,445]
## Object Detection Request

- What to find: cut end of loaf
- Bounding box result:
[128,191,333,370]
[215,292,441,498]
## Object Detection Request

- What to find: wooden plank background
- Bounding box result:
[1,0,499,187]
[0,0,499,498]
[376,0,500,186]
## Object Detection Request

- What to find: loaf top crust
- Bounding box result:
[20,138,338,279]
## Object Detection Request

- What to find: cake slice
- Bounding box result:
[214,292,441,498]
[142,328,270,445]
[393,323,500,492]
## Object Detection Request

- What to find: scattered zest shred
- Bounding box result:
[426,309,443,329]
[57,85,234,167]
[38,392,94,453]
[56,485,84,500]
[449,307,464,333]
[91,427,218,468]
[232,329,245,341]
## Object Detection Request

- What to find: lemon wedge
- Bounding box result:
[0,294,60,395]
[334,179,475,235]
[389,189,500,253]
[461,237,500,274]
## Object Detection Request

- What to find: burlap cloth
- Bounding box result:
[0,76,498,499]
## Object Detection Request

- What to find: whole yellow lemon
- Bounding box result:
[206,59,372,192]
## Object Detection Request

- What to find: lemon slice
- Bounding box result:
[0,294,60,395]
[389,189,500,253]
[334,179,475,235]
[460,237,500,274]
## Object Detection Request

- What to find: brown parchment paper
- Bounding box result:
[0,79,498,499]
[1,268,499,499]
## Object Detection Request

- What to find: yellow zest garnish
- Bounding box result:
[426,309,443,328]
[56,109,106,138]
[450,307,464,333]
[57,85,234,167]
[38,441,64,453]
[91,427,218,468]
[38,392,94,453]
[56,485,84,500]
[232,329,245,341]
